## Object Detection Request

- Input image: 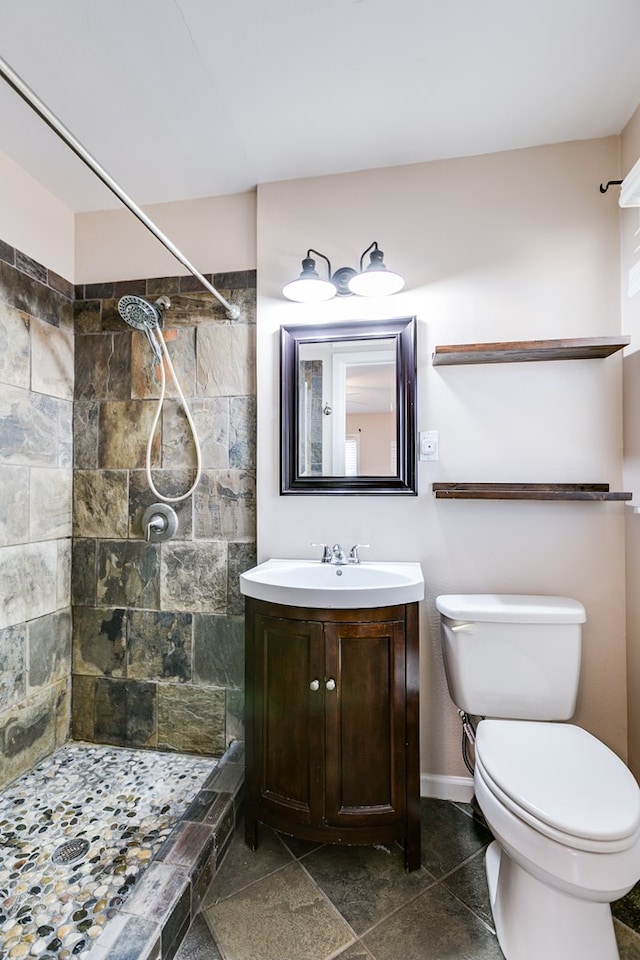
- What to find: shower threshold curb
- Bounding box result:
[88,739,244,960]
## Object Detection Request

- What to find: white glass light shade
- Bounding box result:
[282,276,337,302]
[348,268,404,297]
[282,254,337,302]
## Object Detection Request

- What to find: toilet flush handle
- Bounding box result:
[450,621,478,633]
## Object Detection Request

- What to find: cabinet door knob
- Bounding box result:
[325,678,336,691]
[309,679,320,691]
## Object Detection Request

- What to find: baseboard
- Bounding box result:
[421,772,474,802]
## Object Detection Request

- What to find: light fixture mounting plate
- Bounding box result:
[331,266,357,297]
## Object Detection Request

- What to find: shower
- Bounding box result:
[118,295,202,504]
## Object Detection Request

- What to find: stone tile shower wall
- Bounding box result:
[72,271,256,757]
[0,239,74,790]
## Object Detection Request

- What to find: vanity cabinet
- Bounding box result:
[244,597,421,871]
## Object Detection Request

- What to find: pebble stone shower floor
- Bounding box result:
[0,744,217,960]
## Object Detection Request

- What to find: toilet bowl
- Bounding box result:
[474,721,640,959]
[436,594,640,960]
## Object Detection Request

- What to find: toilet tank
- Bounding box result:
[436,595,586,721]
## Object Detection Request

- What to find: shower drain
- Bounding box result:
[51,837,91,865]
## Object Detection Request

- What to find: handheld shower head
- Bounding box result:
[116,293,202,504]
[118,295,170,361]
[118,294,163,330]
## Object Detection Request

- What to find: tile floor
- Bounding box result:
[175,798,640,960]
[0,743,217,960]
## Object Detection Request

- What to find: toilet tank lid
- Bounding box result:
[435,594,586,624]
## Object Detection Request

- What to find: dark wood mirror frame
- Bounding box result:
[280,316,417,495]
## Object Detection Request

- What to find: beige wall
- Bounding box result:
[621,104,640,778]
[256,137,627,794]
[75,192,257,283]
[0,143,256,285]
[0,149,74,281]
[346,412,396,475]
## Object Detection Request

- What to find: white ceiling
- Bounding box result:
[1,0,640,213]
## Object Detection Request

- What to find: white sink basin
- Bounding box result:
[239,559,425,609]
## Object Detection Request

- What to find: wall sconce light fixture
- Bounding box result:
[282,242,404,302]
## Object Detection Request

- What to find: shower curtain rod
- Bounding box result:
[0,54,240,320]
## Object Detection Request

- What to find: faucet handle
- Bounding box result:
[311,542,332,563]
[348,544,370,563]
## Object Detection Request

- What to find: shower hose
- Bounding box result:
[145,326,202,503]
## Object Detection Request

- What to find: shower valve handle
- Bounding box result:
[141,503,179,542]
[146,515,167,540]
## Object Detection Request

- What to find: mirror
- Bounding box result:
[281,316,417,494]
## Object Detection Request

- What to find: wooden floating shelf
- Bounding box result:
[432,483,632,502]
[432,336,630,366]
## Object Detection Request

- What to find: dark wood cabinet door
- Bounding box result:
[323,619,406,827]
[251,614,324,825]
[245,598,420,871]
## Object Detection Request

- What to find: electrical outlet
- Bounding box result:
[419,430,439,461]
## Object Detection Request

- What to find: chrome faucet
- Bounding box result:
[331,543,348,565]
[312,542,369,564]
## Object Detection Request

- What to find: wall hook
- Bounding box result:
[599,179,623,194]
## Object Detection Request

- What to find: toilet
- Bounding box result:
[436,594,640,960]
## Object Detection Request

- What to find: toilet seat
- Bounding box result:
[476,720,640,852]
